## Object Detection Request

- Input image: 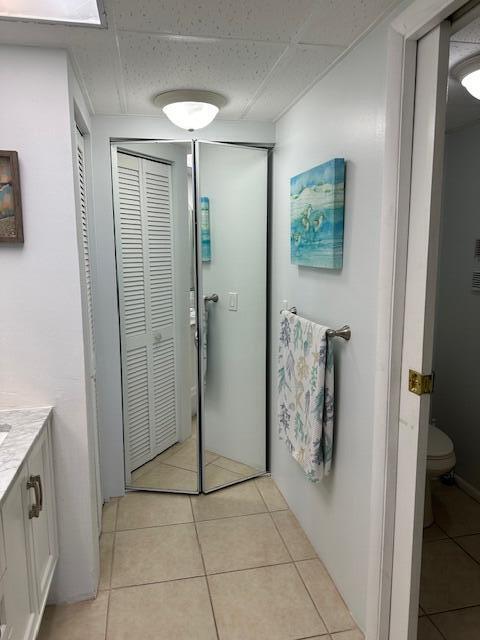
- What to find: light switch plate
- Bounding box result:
[228,292,238,311]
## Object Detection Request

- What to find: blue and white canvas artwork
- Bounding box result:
[200,195,211,262]
[290,158,345,269]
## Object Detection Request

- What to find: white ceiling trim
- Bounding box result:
[239,0,348,120]
[272,1,402,123]
[239,44,293,119]
[115,27,293,46]
[68,51,95,114]
[109,1,128,113]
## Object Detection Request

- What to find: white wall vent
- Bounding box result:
[472,270,480,292]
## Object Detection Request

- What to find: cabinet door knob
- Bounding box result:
[26,474,43,519]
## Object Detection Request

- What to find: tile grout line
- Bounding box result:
[102,519,119,640]
[189,495,221,640]
[452,531,480,539]
[107,559,303,592]
[114,518,195,533]
[257,483,334,637]
[103,589,111,640]
[130,436,196,480]
[422,487,480,619]
[98,499,118,639]
[421,485,480,623]
[263,487,356,636]
[450,536,480,568]
[194,506,286,523]
[424,601,480,616]
[424,614,448,640]
[132,439,254,485]
[114,505,288,534]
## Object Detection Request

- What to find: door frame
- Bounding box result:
[108,138,274,496]
[369,1,477,638]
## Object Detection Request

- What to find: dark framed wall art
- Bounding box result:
[0,150,23,243]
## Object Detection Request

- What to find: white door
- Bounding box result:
[26,427,58,615]
[389,22,450,640]
[3,466,36,640]
[115,152,178,474]
[75,128,102,532]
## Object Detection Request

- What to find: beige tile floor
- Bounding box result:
[130,419,259,492]
[418,480,480,639]
[38,477,363,640]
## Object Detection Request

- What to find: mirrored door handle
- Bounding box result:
[204,293,219,304]
[153,331,163,344]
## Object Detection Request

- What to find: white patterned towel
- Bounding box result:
[277,310,334,482]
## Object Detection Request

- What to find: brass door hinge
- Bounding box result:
[408,369,434,396]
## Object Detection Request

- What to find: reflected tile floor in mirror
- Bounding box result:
[39,477,363,640]
[129,418,259,492]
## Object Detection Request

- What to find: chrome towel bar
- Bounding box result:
[282,306,351,341]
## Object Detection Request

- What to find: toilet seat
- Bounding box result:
[427,425,454,460]
[426,425,456,477]
[425,425,456,527]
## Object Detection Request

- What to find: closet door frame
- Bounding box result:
[194,140,274,493]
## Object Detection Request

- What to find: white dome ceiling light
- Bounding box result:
[154,90,227,131]
[454,55,480,100]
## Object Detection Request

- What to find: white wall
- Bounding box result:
[432,122,480,491]
[0,46,98,603]
[200,143,268,470]
[90,116,275,499]
[271,18,395,630]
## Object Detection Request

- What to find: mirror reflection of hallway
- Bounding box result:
[196,142,268,492]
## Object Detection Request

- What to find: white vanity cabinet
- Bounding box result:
[1,415,58,640]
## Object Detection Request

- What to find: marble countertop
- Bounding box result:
[0,407,52,504]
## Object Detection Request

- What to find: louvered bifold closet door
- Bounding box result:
[116,153,177,473]
[76,131,95,358]
[143,158,177,454]
[76,128,103,529]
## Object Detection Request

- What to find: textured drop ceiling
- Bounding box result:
[0,0,401,121]
[448,16,480,131]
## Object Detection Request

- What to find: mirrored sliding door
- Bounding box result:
[113,140,200,493]
[195,141,269,492]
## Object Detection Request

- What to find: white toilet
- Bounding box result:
[424,424,456,527]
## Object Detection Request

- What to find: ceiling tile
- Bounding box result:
[300,0,400,47]
[452,17,480,44]
[117,32,285,118]
[449,41,480,68]
[70,37,123,113]
[114,0,315,42]
[246,44,344,120]
[0,21,122,114]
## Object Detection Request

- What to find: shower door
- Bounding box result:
[195,141,269,492]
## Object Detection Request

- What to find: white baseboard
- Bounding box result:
[455,474,480,504]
